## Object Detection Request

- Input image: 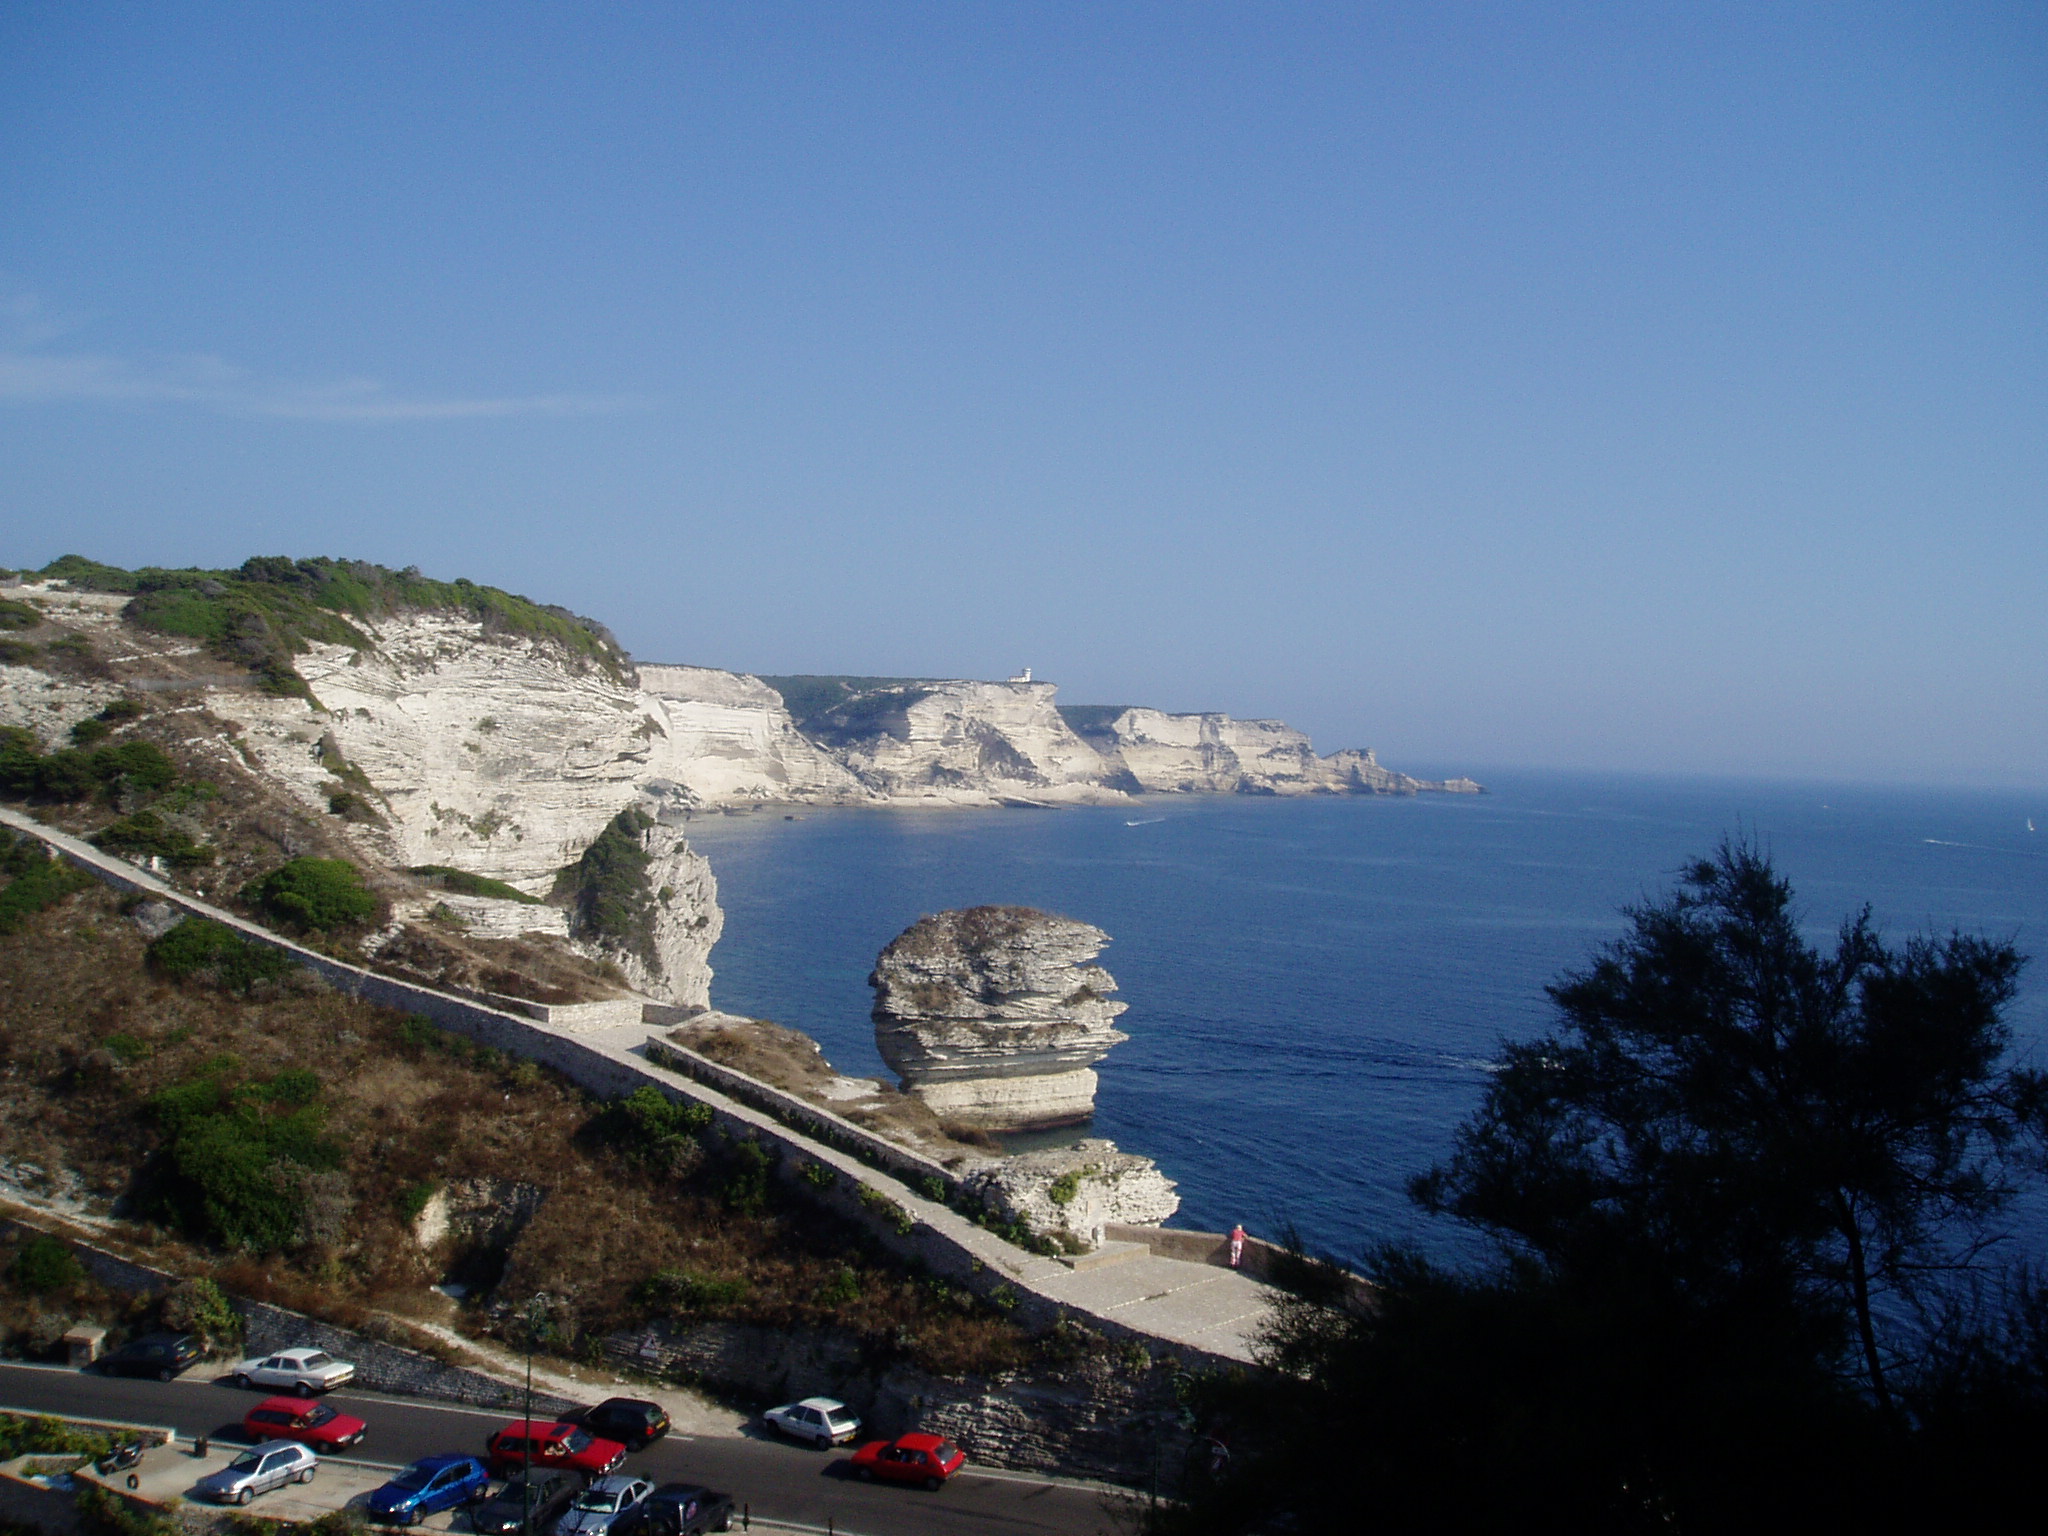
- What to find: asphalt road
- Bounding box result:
[0,1364,1130,1536]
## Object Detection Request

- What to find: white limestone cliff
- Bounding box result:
[1088,707,1482,796]
[636,665,865,805]
[825,681,1124,805]
[962,1140,1180,1246]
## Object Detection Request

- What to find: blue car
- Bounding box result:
[366,1454,491,1525]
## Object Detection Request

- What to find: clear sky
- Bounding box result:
[2,3,2041,788]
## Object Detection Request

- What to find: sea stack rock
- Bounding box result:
[870,906,1129,1130]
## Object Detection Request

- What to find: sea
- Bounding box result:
[678,771,2048,1270]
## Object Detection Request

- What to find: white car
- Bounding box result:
[229,1347,356,1395]
[762,1397,861,1448]
[195,1439,317,1505]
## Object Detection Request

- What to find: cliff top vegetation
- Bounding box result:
[27,554,627,699]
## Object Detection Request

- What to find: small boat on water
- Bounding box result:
[1125,817,1164,827]
[2030,818,2038,833]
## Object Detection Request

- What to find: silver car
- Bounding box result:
[195,1439,318,1505]
[553,1473,654,1536]
[229,1346,356,1395]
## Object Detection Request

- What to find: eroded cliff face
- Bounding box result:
[636,665,864,805]
[870,906,1130,1131]
[823,681,1121,805]
[1082,707,1482,797]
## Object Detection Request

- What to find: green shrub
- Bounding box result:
[0,834,94,933]
[145,1065,339,1252]
[327,790,380,823]
[588,1086,712,1174]
[632,1267,751,1312]
[146,918,296,992]
[91,809,214,867]
[399,1181,439,1221]
[103,1032,151,1065]
[241,857,376,931]
[8,1236,84,1294]
[0,638,36,664]
[407,865,542,903]
[556,808,659,968]
[814,1267,862,1307]
[798,1160,838,1190]
[69,717,111,747]
[723,1139,773,1215]
[0,598,41,631]
[0,730,176,802]
[919,1175,948,1202]
[162,1276,239,1345]
[0,1413,112,1461]
[857,1185,916,1236]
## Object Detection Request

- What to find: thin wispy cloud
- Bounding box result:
[0,292,646,422]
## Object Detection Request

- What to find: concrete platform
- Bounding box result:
[75,1442,437,1526]
[1038,1255,1276,1359]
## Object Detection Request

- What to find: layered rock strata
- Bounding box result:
[818,680,1121,805]
[871,907,1129,1131]
[1074,706,1483,796]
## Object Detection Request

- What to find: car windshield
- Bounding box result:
[564,1429,591,1452]
[573,1491,618,1511]
[301,1352,331,1368]
[827,1411,856,1427]
[306,1406,336,1426]
[935,1442,958,1461]
[390,1468,434,1492]
[228,1453,261,1473]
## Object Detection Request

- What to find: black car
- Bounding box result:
[100,1332,205,1381]
[469,1469,579,1535]
[582,1399,671,1452]
[616,1484,733,1536]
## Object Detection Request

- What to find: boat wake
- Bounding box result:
[1124,817,1165,827]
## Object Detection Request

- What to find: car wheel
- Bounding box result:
[236,1488,253,1506]
[923,1477,941,1492]
[232,1373,252,1389]
[855,1468,872,1482]
[299,1468,316,1485]
[157,1368,173,1382]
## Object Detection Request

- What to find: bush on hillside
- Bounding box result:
[144,1065,340,1252]
[8,1236,83,1295]
[241,858,376,931]
[0,833,94,934]
[91,809,215,867]
[147,918,297,992]
[0,729,177,803]
[407,865,542,903]
[587,1085,711,1176]
[556,808,659,968]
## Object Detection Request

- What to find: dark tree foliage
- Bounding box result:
[142,1064,340,1252]
[558,807,661,968]
[241,856,378,931]
[1417,841,2041,1408]
[0,831,94,934]
[1159,844,2046,1533]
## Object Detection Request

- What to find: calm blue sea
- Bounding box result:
[679,772,2048,1268]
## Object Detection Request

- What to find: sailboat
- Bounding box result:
[2029,818,2037,833]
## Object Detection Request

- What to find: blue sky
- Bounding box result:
[2,3,2041,788]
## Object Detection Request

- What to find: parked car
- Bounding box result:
[762,1397,860,1449]
[849,1432,966,1490]
[581,1398,670,1451]
[614,1483,734,1536]
[485,1420,627,1479]
[554,1474,655,1536]
[99,1332,205,1381]
[365,1454,491,1524]
[470,1468,579,1536]
[229,1346,355,1395]
[194,1439,317,1505]
[242,1395,367,1452]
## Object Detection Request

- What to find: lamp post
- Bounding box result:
[519,1294,553,1536]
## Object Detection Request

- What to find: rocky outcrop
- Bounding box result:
[871,907,1129,1131]
[962,1139,1180,1245]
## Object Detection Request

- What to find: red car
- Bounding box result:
[485,1420,627,1479]
[242,1396,367,1452]
[849,1433,966,1491]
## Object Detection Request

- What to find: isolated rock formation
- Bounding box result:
[962,1139,1180,1245]
[870,907,1130,1130]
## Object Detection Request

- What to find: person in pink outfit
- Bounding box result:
[1228,1223,1246,1268]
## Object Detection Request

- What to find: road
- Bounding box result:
[0,1364,1130,1536]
